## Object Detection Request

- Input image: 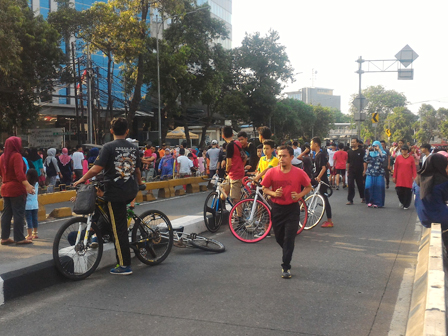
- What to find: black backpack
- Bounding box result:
[45,159,57,177]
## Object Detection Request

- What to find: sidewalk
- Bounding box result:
[0,192,209,305]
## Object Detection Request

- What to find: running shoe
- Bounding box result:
[282,269,291,279]
[403,207,409,210]
[321,221,334,228]
[372,205,378,208]
[367,203,372,207]
[110,265,133,275]
[91,236,98,248]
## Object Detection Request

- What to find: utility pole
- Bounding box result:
[87,45,93,144]
[71,42,81,145]
[156,14,162,147]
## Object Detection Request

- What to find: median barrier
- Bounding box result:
[406,223,446,336]
[48,207,73,218]
[186,177,202,194]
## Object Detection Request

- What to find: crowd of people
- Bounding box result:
[0,119,447,278]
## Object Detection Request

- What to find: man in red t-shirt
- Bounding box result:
[261,146,312,279]
[333,143,348,190]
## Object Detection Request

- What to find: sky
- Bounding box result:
[231,0,447,116]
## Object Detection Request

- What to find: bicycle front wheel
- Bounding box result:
[297,198,308,235]
[190,236,226,253]
[229,199,271,243]
[53,217,103,280]
[203,192,224,233]
[133,210,173,265]
[304,194,325,230]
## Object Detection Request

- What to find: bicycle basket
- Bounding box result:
[73,184,96,214]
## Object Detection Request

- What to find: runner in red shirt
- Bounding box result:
[261,146,312,279]
[333,143,348,190]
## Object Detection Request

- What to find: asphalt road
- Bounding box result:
[0,187,420,336]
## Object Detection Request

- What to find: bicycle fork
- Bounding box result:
[74,214,93,247]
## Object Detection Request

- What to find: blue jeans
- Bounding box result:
[25,209,39,229]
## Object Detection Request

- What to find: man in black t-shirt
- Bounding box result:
[311,137,333,228]
[75,118,143,275]
[346,138,365,205]
[237,131,259,172]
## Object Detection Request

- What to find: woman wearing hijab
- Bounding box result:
[57,148,73,186]
[413,154,448,230]
[393,145,417,209]
[363,141,387,208]
[158,150,174,180]
[44,148,62,193]
[0,137,36,245]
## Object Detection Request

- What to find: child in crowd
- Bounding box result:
[25,169,40,240]
[253,140,279,181]
[143,145,152,170]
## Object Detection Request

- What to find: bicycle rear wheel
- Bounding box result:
[229,199,271,243]
[132,210,173,265]
[304,194,325,230]
[203,192,224,233]
[190,236,225,253]
[53,217,103,280]
[297,198,308,235]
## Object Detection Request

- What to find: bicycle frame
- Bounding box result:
[247,185,271,222]
[307,181,330,212]
[210,176,234,212]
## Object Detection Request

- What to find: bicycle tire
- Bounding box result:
[297,198,308,235]
[190,236,226,253]
[325,186,333,198]
[133,210,173,265]
[229,198,272,243]
[203,192,224,233]
[53,217,103,280]
[304,194,326,230]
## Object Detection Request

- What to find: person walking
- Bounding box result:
[25,169,40,240]
[71,145,84,182]
[380,140,391,189]
[206,140,221,177]
[158,150,175,180]
[261,146,312,278]
[57,148,73,187]
[311,137,334,228]
[44,148,62,193]
[346,138,365,205]
[363,141,386,208]
[393,145,416,209]
[28,148,45,186]
[0,137,35,245]
[333,143,348,190]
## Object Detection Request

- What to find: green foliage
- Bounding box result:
[413,104,447,144]
[312,105,335,140]
[0,0,64,133]
[234,30,294,127]
[332,108,350,123]
[385,107,418,142]
[271,99,314,141]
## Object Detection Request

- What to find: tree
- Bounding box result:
[332,108,350,123]
[235,30,294,128]
[384,107,418,142]
[0,0,64,134]
[312,105,335,140]
[414,104,442,144]
[349,85,407,140]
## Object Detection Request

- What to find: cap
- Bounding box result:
[211,140,218,145]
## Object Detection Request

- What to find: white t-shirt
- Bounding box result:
[327,149,335,166]
[293,147,302,164]
[72,151,84,169]
[177,155,193,174]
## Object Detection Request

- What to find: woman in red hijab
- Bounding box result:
[0,137,36,245]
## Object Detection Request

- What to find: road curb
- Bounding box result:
[406,223,446,335]
[0,215,206,306]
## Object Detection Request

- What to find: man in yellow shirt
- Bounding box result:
[254,140,278,181]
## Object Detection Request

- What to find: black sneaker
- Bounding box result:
[282,269,291,279]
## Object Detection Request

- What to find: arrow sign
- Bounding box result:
[352,94,369,111]
[371,112,379,123]
[385,129,391,137]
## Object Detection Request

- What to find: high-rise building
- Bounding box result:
[197,0,232,49]
[285,87,341,110]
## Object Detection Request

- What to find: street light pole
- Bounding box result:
[356,56,364,140]
[156,14,162,147]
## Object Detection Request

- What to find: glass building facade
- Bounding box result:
[197,0,232,49]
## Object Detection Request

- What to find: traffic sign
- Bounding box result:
[352,94,369,111]
[385,129,391,137]
[395,45,419,68]
[371,112,379,123]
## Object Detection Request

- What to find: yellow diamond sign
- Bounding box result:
[385,129,391,137]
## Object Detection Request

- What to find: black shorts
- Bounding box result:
[336,169,346,176]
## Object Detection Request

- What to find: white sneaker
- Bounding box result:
[399,203,403,208]
[403,207,409,210]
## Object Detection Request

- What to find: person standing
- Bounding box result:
[0,137,35,245]
[380,140,391,189]
[261,146,312,278]
[74,117,142,275]
[393,145,416,209]
[292,141,302,167]
[72,145,84,182]
[253,140,279,181]
[333,143,348,190]
[298,144,313,179]
[238,131,259,173]
[346,138,365,205]
[311,137,334,228]
[363,141,386,208]
[420,143,432,167]
[25,169,40,240]
[327,143,336,188]
[44,148,62,193]
[57,148,73,186]
[28,148,44,186]
[206,140,221,177]
[176,148,193,178]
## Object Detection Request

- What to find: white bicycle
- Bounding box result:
[299,180,330,230]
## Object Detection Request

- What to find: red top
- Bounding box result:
[144,149,152,157]
[393,154,416,188]
[227,140,245,180]
[0,153,27,197]
[262,166,311,205]
[333,150,348,170]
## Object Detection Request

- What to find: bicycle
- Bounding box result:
[53,182,174,280]
[203,175,252,233]
[171,226,225,253]
[299,180,330,230]
[229,180,308,243]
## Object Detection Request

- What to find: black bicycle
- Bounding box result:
[53,182,174,280]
